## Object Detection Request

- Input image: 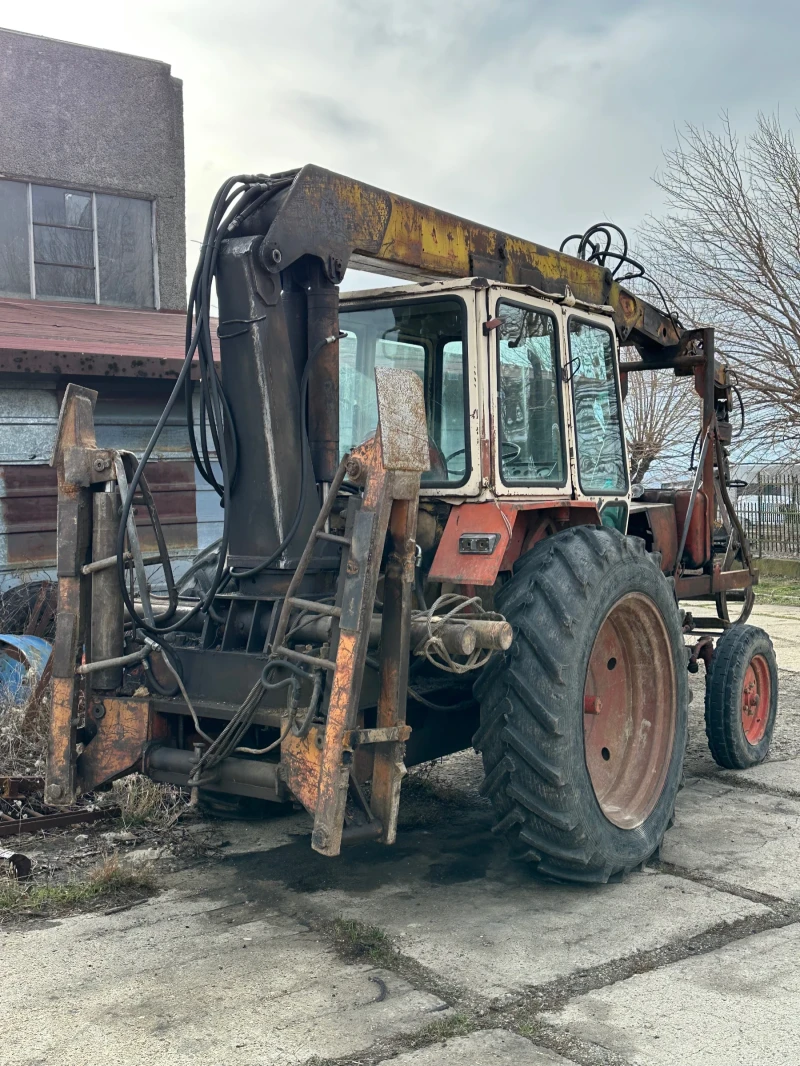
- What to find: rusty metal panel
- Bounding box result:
[78,697,157,793]
[375,367,429,472]
[428,502,518,586]
[675,489,709,569]
[0,460,198,570]
[0,295,219,378]
[281,727,325,813]
[644,503,678,573]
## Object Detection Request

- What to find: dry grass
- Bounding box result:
[0,690,48,779]
[0,855,157,923]
[111,773,189,829]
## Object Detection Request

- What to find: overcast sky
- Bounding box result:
[2,1,798,288]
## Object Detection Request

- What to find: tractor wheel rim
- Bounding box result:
[583,592,677,830]
[741,654,771,744]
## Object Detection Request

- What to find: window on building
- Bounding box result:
[0,179,156,309]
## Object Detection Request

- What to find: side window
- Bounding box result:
[438,340,466,479]
[0,178,156,308]
[568,318,627,495]
[497,302,565,485]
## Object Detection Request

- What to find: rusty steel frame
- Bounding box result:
[233,165,682,358]
[278,367,429,857]
[0,806,120,839]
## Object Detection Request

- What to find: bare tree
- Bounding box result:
[621,348,699,483]
[639,112,800,461]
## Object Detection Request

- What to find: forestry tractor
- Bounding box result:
[45,166,778,883]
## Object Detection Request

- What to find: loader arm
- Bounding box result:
[233,164,682,358]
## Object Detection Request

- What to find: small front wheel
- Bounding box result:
[705,624,778,769]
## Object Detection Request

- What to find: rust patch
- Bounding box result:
[281,726,325,813]
[78,697,158,793]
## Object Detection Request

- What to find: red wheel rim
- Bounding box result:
[741,654,771,744]
[583,593,677,830]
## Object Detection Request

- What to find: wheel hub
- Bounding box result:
[741,654,770,744]
[583,593,677,830]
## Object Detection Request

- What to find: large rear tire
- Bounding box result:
[473,525,688,884]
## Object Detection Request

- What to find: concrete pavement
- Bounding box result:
[5,601,800,1066]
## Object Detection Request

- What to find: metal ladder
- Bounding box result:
[271,367,429,856]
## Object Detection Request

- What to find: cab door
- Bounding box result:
[564,310,630,530]
[487,287,573,498]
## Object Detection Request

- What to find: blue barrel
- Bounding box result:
[0,634,52,707]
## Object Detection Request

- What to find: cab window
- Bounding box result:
[339,297,469,486]
[568,318,628,495]
[496,302,565,485]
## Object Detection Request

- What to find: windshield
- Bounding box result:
[338,297,469,485]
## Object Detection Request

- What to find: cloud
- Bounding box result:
[2,0,798,292]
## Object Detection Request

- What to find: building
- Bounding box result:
[0,28,219,592]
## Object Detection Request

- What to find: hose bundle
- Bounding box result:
[115,173,294,635]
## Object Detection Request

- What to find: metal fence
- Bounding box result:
[735,473,800,558]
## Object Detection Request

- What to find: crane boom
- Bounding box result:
[234,164,681,358]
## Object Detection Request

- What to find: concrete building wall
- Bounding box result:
[0,28,186,311]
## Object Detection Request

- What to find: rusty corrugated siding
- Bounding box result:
[0,376,223,586]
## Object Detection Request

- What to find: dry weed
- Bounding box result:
[0,690,48,778]
[0,854,156,922]
[112,773,189,829]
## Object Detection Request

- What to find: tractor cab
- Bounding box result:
[339,278,630,531]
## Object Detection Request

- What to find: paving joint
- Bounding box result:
[649,857,795,911]
[286,878,800,1066]
[692,766,800,800]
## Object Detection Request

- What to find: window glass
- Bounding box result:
[569,318,627,494]
[0,180,30,297]
[32,185,95,303]
[339,297,468,485]
[35,264,95,302]
[439,340,466,479]
[32,185,92,228]
[96,194,155,309]
[33,226,94,267]
[1,182,155,308]
[600,502,628,532]
[497,302,564,484]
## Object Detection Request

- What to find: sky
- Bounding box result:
[1,0,798,290]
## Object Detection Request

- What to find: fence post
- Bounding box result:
[757,471,763,559]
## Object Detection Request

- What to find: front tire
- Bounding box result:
[705,624,778,769]
[473,525,688,884]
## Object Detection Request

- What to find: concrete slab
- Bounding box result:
[377,1029,578,1064]
[225,810,767,999]
[544,923,800,1066]
[3,887,450,1066]
[719,755,800,797]
[747,602,800,673]
[663,776,800,901]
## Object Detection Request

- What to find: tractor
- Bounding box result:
[46,166,778,883]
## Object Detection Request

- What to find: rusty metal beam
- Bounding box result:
[234,164,683,356]
[46,384,98,806]
[0,806,120,839]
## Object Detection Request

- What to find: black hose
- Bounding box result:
[115,175,290,635]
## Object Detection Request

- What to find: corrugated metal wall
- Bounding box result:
[0,374,222,589]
